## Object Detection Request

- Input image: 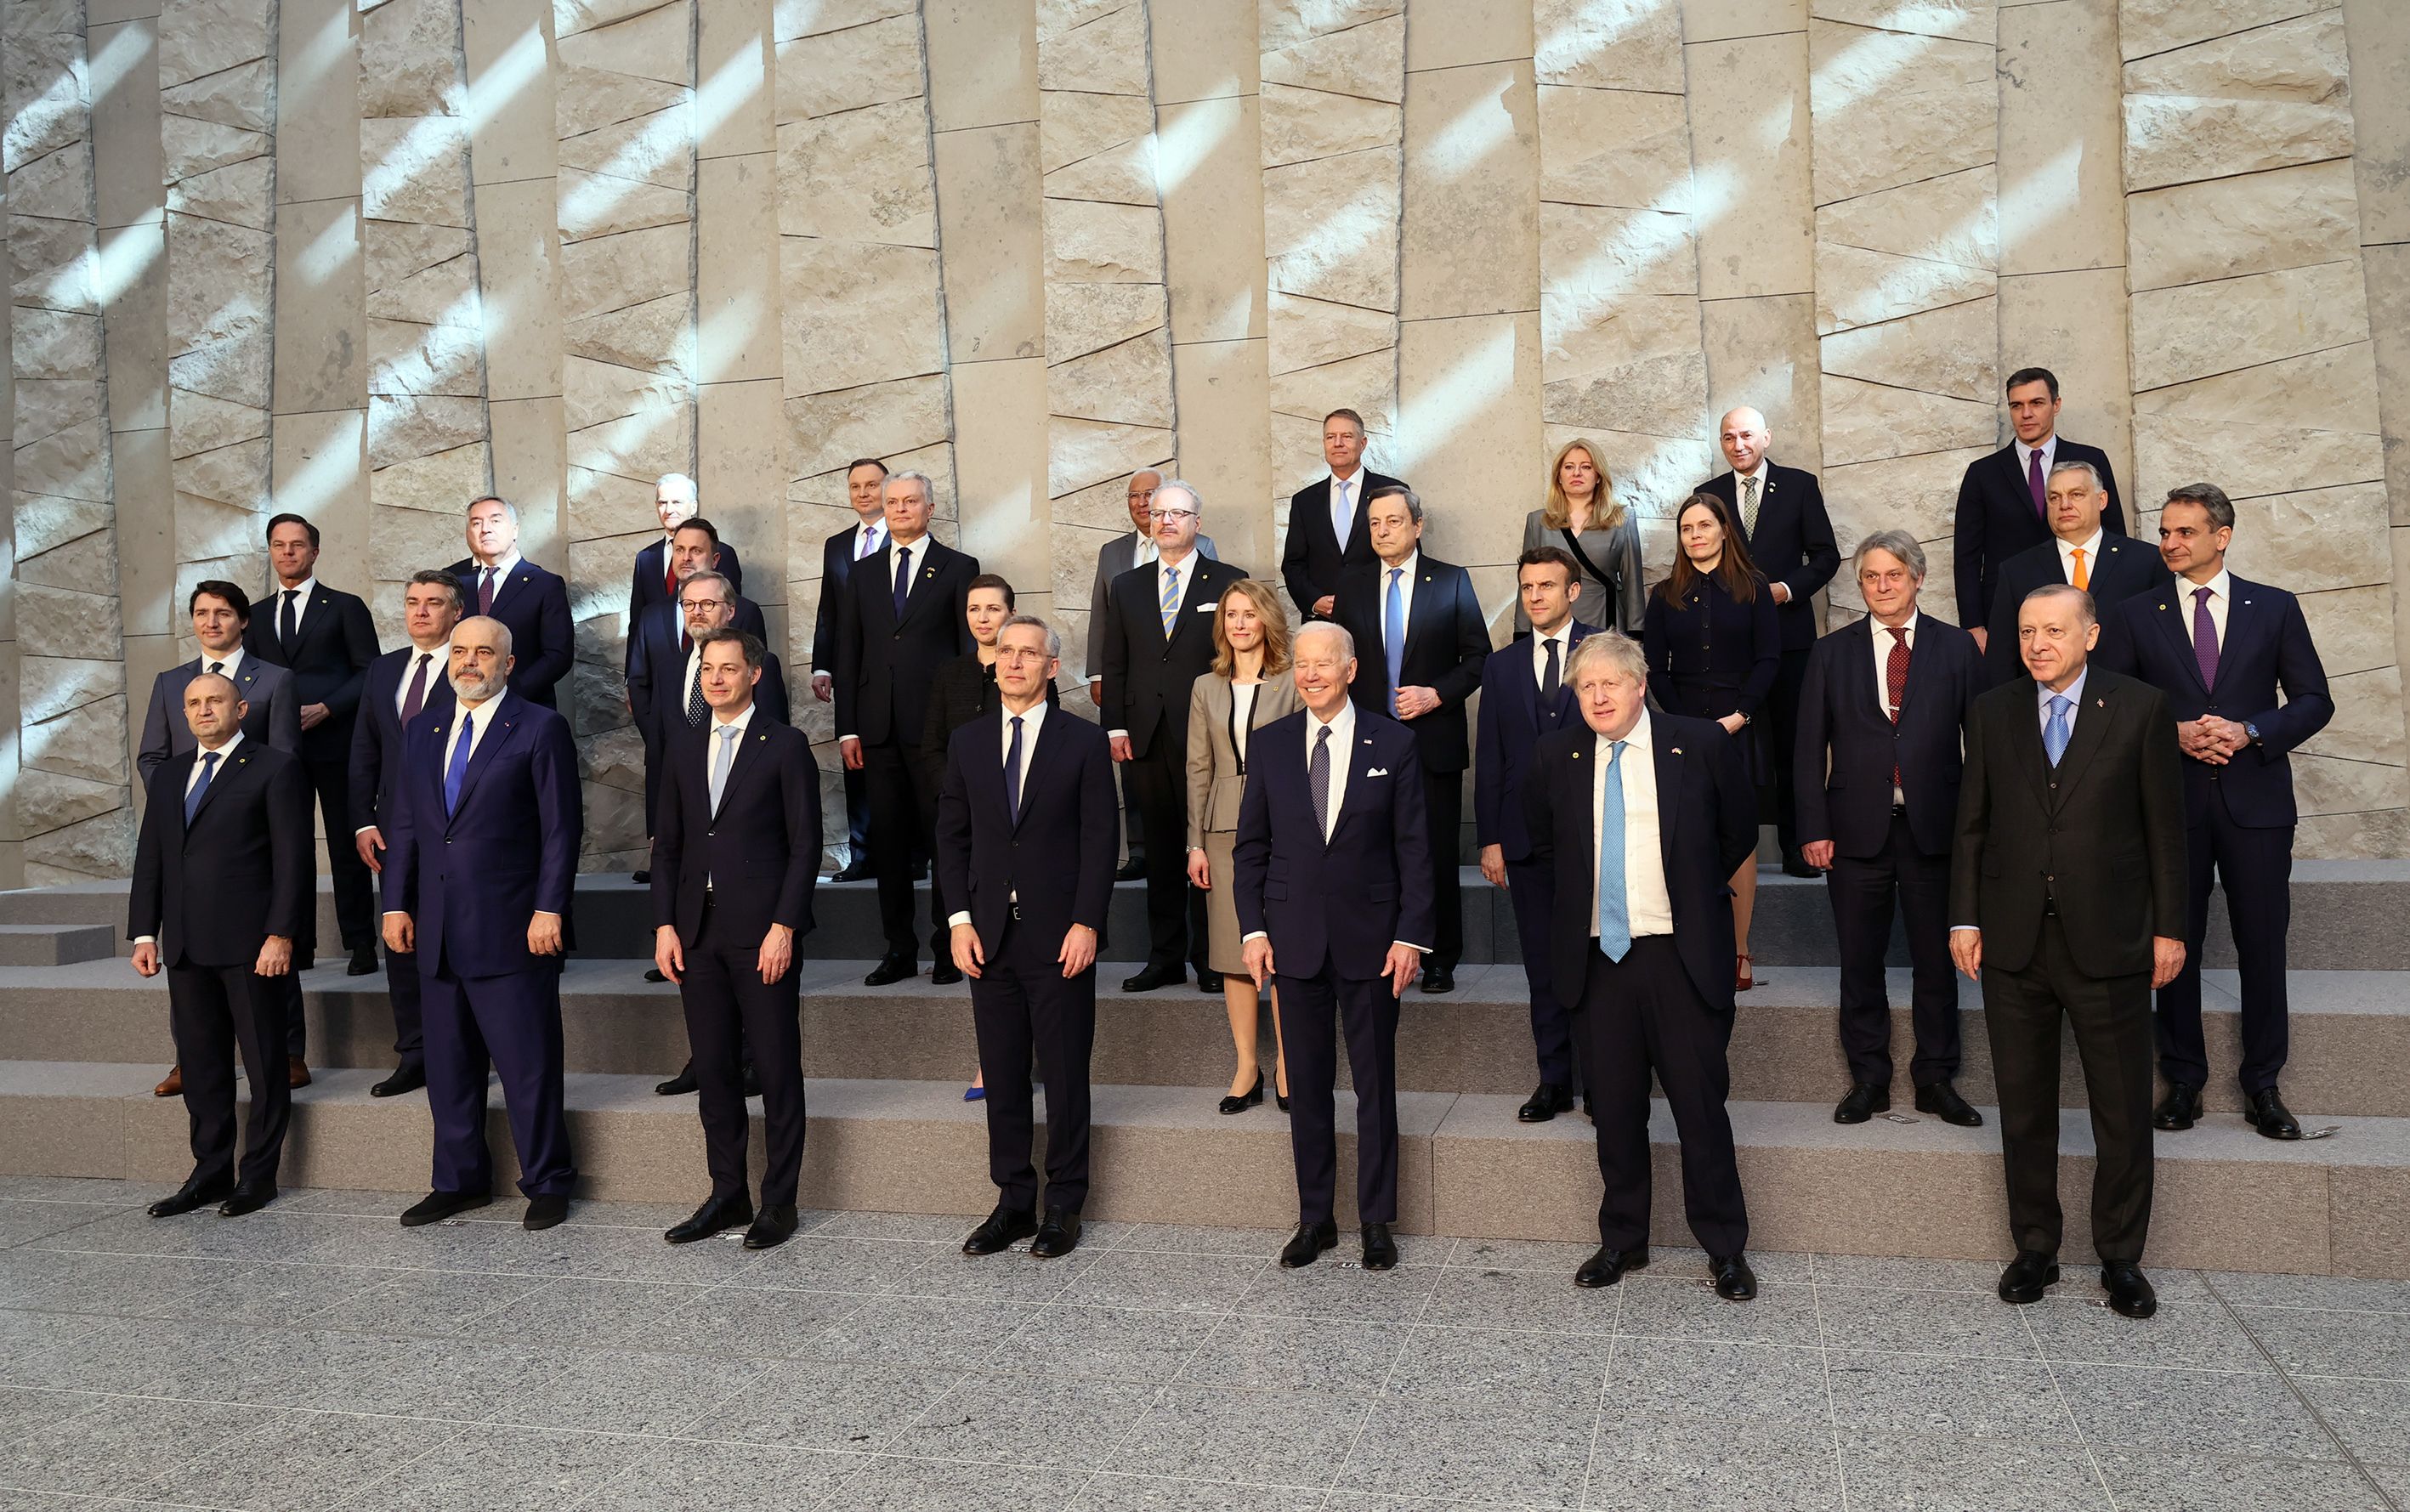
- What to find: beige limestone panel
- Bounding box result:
[1262,0,1401,54]
[557,64,688,138]
[1538,84,1689,212]
[166,389,268,456]
[1807,22,1996,207]
[2300,665,2403,764]
[2294,749,2409,815]
[160,116,268,184]
[2367,244,2410,524]
[2221,481,2390,592]
[697,0,774,159]
[172,331,274,410]
[559,107,697,191]
[696,379,788,600]
[366,438,490,516]
[1542,204,1696,300]
[1404,0,1532,71]
[271,198,366,415]
[779,238,944,393]
[1046,280,1165,365]
[1997,268,2132,484]
[1261,82,1398,168]
[1698,292,1822,468]
[1819,375,1995,469]
[557,3,693,85]
[559,222,691,321]
[462,0,559,184]
[359,0,460,120]
[774,104,936,246]
[566,354,689,433]
[360,117,471,226]
[2133,370,2380,507]
[2347,0,2410,242]
[490,396,566,548]
[1158,95,1266,347]
[566,461,658,541]
[1401,60,1539,324]
[695,153,782,385]
[160,57,272,133]
[1685,31,1814,301]
[17,529,123,599]
[9,144,99,226]
[2294,581,2397,677]
[2129,258,2369,392]
[2120,94,2353,194]
[1999,0,2126,277]
[11,216,96,315]
[90,0,165,20]
[166,215,271,352]
[1045,197,1167,286]
[366,251,481,329]
[1816,164,1996,270]
[2124,9,2346,103]
[1050,418,1176,500]
[473,177,564,402]
[566,400,695,482]
[97,224,167,433]
[558,170,689,245]
[1038,3,1148,96]
[1038,89,1153,173]
[1814,245,1994,335]
[14,309,104,382]
[934,122,1045,363]
[156,0,274,90]
[1048,327,1174,428]
[2125,159,2358,292]
[16,423,111,503]
[1823,445,1992,548]
[1814,0,1990,41]
[1264,145,1402,309]
[1395,312,1543,569]
[1266,290,1393,374]
[1152,0,1256,105]
[774,15,921,121]
[88,20,165,231]
[786,372,951,478]
[1534,0,1678,89]
[1170,337,1274,570]
[169,158,275,230]
[371,394,485,467]
[1818,295,1999,403]
[954,357,1051,587]
[1046,135,1162,206]
[925,0,1041,134]
[1262,14,1405,105]
[272,409,370,582]
[368,319,485,397]
[1271,344,1395,425]
[564,291,696,379]
[2118,0,2324,61]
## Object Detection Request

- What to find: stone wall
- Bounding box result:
[6,0,2410,878]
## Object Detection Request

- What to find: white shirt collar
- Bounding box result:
[710,699,757,738]
[2015,434,2056,466]
[1380,549,1419,580]
[2058,526,2104,559]
[2184,568,2231,603]
[1738,461,1769,490]
[1597,707,1651,756]
[197,730,244,765]
[1330,466,1363,489]
[199,644,246,679]
[456,688,509,725]
[1308,698,1354,741]
[1873,609,1918,639]
[1000,696,1047,736]
[473,549,523,579]
[273,575,316,603]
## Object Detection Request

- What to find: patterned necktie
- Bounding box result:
[2068,547,2089,591]
[402,652,431,721]
[479,567,496,616]
[709,723,738,813]
[2192,586,2220,689]
[892,546,911,617]
[2027,448,2047,519]
[1741,475,1760,536]
[445,711,474,815]
[857,525,879,560]
[1886,626,1910,788]
[1309,724,1332,839]
[1384,567,1406,716]
[184,750,220,825]
[279,589,299,653]
[1005,714,1025,827]
[1540,637,1561,708]
[1160,564,1180,640]
[1596,740,1630,961]
[685,656,706,727]
[2044,695,2072,767]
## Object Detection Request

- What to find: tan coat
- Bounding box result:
[1184,670,1305,844]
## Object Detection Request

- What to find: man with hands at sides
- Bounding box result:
[938,616,1118,1260]
[1234,622,1432,1274]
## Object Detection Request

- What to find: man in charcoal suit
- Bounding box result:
[631,472,745,623]
[447,495,574,708]
[1982,459,2167,687]
[811,457,891,880]
[1953,366,2126,657]
[1281,408,1403,623]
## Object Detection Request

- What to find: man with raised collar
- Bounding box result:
[632,472,745,624]
[350,569,464,1099]
[940,615,1117,1260]
[129,671,313,1219]
[811,457,890,881]
[652,628,822,1252]
[447,495,574,708]
[2103,483,2332,1140]
[1234,621,1433,1273]
[1476,546,1595,1122]
[1281,408,1403,623]
[1953,366,2127,655]
[1982,459,2167,687]
[244,512,382,977]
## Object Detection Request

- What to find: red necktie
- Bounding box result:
[665,555,677,599]
[1886,626,1910,788]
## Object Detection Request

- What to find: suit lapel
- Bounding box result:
[1649,730,1684,878]
[1326,728,1383,847]
[1402,563,1440,663]
[1009,709,1060,831]
[2151,586,2209,695]
[895,541,946,630]
[2044,680,2113,810]
[711,720,770,817]
[2216,583,2260,693]
[445,705,516,829]
[184,745,251,829]
[1850,619,1889,723]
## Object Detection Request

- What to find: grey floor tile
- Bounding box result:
[1172,1313,1409,1393]
[886,1373,1161,1469]
[1445,1237,1607,1273]
[1813,1284,2042,1361]
[660,1283,865,1359]
[0,1311,99,1368]
[253,1328,522,1419]
[901,1247,1091,1305]
[1413,1264,1618,1336]
[2023,1296,2271,1373]
[2204,1271,2410,1314]
[494,1277,726,1353]
[1114,1224,1290,1258]
[712,1236,948,1296]
[808,1210,990,1243]
[301,1268,555,1339]
[271,1188,428,1218]
[1839,1436,2114,1512]
[157,1259,392,1328]
[1059,1251,1266,1314]
[0,1394,264,1494]
[1069,1471,1327,1511]
[683,1359,965,1453]
[2060,1363,2346,1459]
[1603,1336,1833,1423]
[804,1293,1042,1372]
[326,1423,649,1511]
[2288,1374,2410,1464]
[1824,1351,2079,1447]
[500,1345,769,1436]
[1810,1254,2008,1293]
[572,1437,861,1511]
[0,1177,178,1206]
[1582,1430,1843,1512]
[825,1454,1075,1510]
[1334,1394,1596,1508]
[1106,1383,1374,1489]
[142,1407,456,1509]
[1614,1275,1822,1348]
[1386,1323,1613,1404]
[0,1386,106,1444]
[1646,1246,1813,1285]
[1003,1303,1223,1385]
[20,1313,287,1403]
[1230,1256,1443,1322]
[0,1201,113,1249]
[2234,1305,2410,1379]
[0,1248,233,1316]
[555,1227,763,1285]
[2089,1449,2391,1512]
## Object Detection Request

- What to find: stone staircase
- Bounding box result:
[2,866,2404,1277]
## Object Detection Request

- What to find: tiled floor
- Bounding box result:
[0,1178,2404,1511]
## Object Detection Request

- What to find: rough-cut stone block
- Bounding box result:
[166,156,274,230]
[567,462,672,540]
[2133,345,2380,504]
[2124,8,2346,104]
[932,122,1045,365]
[1820,376,1997,470]
[1265,145,1401,309]
[20,657,127,723]
[774,15,920,121]
[556,63,689,139]
[1545,348,1707,446]
[559,222,691,320]
[1044,280,1165,365]
[558,170,689,246]
[1270,344,1394,426]
[16,585,124,659]
[1541,203,1694,300]
[556,0,693,85]
[1686,30,1814,302]
[367,394,487,468]
[173,490,265,562]
[1537,84,1689,211]
[10,214,95,314]
[1808,22,1995,207]
[370,493,481,575]
[16,527,121,597]
[1823,445,1992,545]
[1041,131,1157,207]
[167,389,269,456]
[1048,418,1174,500]
[1038,2,1148,95]
[1046,326,1173,428]
[563,292,694,377]
[368,439,491,518]
[169,332,272,410]
[1043,198,1165,284]
[366,251,480,328]
[779,238,942,393]
[1818,295,1999,402]
[2299,665,2402,765]
[559,105,697,192]
[5,33,87,173]
[14,381,105,452]
[20,693,129,784]
[785,373,950,479]
[2368,246,2410,524]
[566,354,691,433]
[2118,0,2322,62]
[156,0,274,88]
[22,807,135,876]
[13,307,104,380]
[365,219,472,292]
[1266,291,1390,377]
[1817,163,1996,270]
[1262,12,1403,104]
[2220,481,2389,593]
[774,103,934,246]
[1815,243,1993,335]
[557,0,678,39]
[2294,750,2409,817]
[369,319,487,397]
[2120,94,2354,194]
[1698,293,1823,455]
[566,402,695,488]
[160,114,268,185]
[1534,0,1681,90]
[2129,258,2368,392]
[7,140,94,223]
[160,57,273,133]
[1261,82,1397,168]
[14,767,128,831]
[2294,583,2397,678]
[170,433,269,507]
[361,0,468,117]
[1039,88,1154,173]
[360,116,472,225]
[1815,0,1990,41]
[1260,0,1399,53]
[14,491,111,557]
[2125,159,2357,293]
[165,216,270,354]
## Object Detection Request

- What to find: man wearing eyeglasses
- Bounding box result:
[1087,470,1216,884]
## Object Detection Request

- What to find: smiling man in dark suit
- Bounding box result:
[631,473,744,624]
[1281,408,1403,622]
[810,458,891,880]
[1953,367,2126,654]
[1982,459,2168,687]
[2103,483,2333,1140]
[447,495,574,708]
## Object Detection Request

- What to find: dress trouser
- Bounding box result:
[1278,966,1400,1226]
[1827,811,1959,1088]
[308,750,375,951]
[1121,735,1207,973]
[843,763,870,865]
[1766,646,1812,858]
[679,897,807,1207]
[1983,913,2155,1262]
[864,736,947,960]
[386,948,426,1070]
[421,961,576,1198]
[1574,937,1747,1255]
[1423,769,1464,971]
[1504,857,1574,1086]
[167,962,291,1191]
[968,914,1097,1213]
[2156,784,2294,1095]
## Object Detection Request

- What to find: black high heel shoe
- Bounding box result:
[1276,1081,1290,1111]
[1219,1072,1265,1115]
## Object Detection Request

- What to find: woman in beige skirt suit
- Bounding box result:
[1185,579,1303,1113]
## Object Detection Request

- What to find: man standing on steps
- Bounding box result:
[811,457,890,881]
[349,569,464,1100]
[1795,532,1985,1130]
[940,615,1115,1260]
[1235,621,1432,1275]
[1281,407,1402,623]
[1982,459,2166,688]
[383,615,584,1232]
[652,629,822,1252]
[632,472,745,624]
[1953,366,2127,655]
[1951,584,2186,1321]
[129,671,313,1220]
[447,495,574,708]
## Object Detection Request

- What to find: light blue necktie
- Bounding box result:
[445,711,474,816]
[709,724,738,813]
[1596,740,1630,961]
[2043,694,2072,768]
[1331,477,1351,547]
[183,750,220,825]
[1384,566,1405,716]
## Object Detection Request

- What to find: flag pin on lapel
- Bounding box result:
[1671,747,1682,755]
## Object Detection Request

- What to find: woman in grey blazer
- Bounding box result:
[1184,579,1303,1114]
[1518,437,1645,637]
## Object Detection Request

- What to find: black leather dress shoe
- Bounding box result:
[745,1205,799,1249]
[632,869,650,885]
[1997,1248,2059,1304]
[665,1192,753,1244]
[1419,966,1455,994]
[2153,1083,2203,1131]
[148,1176,234,1218]
[1781,854,1819,879]
[1361,1224,1399,1271]
[830,858,873,883]
[929,960,964,986]
[963,1205,1039,1255]
[371,1062,426,1098]
[1195,970,1223,994]
[1120,963,1183,993]
[400,1190,491,1226]
[217,1183,276,1218]
[740,1059,761,1099]
[1031,1209,1083,1258]
[347,945,378,977]
[523,1195,570,1232]
[1115,855,1148,881]
[1914,1080,1983,1127]
[1833,1083,1889,1124]
[864,955,917,987]
[2101,1261,2158,1319]
[655,1062,698,1096]
[1709,1254,1757,1301]
[1279,1220,1339,1268]
[2245,1086,2303,1140]
[1518,1083,1574,1123]
[644,967,668,983]
[1574,1246,1647,1288]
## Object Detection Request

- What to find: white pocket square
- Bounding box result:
[1366,767,1391,777]
[1194,603,1215,611]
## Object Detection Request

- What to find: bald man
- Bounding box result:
[632,472,745,625]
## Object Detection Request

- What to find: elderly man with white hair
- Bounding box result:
[632,472,746,625]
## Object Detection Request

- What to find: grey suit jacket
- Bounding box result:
[1518,508,1645,635]
[1086,529,1219,679]
[138,655,303,788]
[1184,671,1303,843]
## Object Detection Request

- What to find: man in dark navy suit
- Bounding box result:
[630,473,745,623]
[1526,631,1763,1300]
[381,615,584,1232]
[810,458,890,880]
[651,629,821,1251]
[627,523,775,869]
[938,615,1118,1260]
[2104,483,2333,1140]
[1953,367,2126,654]
[447,495,574,708]
[1234,621,1433,1273]
[129,672,313,1219]
[1475,546,1594,1120]
[244,512,382,975]
[1796,532,1985,1128]
[1982,460,2167,687]
[1280,408,1403,622]
[349,570,463,1099]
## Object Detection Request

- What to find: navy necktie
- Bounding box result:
[279,589,299,654]
[893,546,912,617]
[1310,725,1332,837]
[184,750,220,825]
[1005,715,1025,827]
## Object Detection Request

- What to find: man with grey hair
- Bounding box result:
[1795,531,1985,1128]
[1982,459,2166,686]
[447,495,574,708]
[633,472,746,624]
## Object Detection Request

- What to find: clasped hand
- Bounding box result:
[2178,716,2248,765]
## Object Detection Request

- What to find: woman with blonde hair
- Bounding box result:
[1519,437,1645,637]
[1185,578,1303,1113]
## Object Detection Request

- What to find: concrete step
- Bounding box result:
[0,923,116,967]
[5,958,2401,1117]
[3,1060,2401,1277]
[9,860,2407,967]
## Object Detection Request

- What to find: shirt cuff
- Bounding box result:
[1393,941,1428,954]
[382,910,409,919]
[1242,930,1267,943]
[837,733,856,742]
[354,825,376,836]
[134,935,156,945]
[1949,925,1978,933]
[1109,728,1129,739]
[946,911,972,929]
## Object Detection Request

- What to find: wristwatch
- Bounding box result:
[2245,722,2264,750]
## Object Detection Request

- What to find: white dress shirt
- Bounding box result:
[2015,434,2057,489]
[196,645,247,682]
[2053,527,2104,586]
[393,640,451,717]
[1590,711,1674,941]
[1108,549,1198,740]
[1870,612,1918,805]
[1131,532,1160,570]
[469,550,524,609]
[947,698,1048,926]
[137,733,247,944]
[2179,569,2231,652]
[1375,551,1419,659]
[443,690,508,773]
[269,576,316,637]
[1529,623,1574,697]
[889,534,927,605]
[703,701,757,892]
[1240,698,1427,954]
[853,518,885,561]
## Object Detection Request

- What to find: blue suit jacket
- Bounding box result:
[2106,575,2333,829]
[1232,709,1435,981]
[138,656,303,787]
[447,556,575,708]
[1473,625,1594,862]
[1794,614,1983,859]
[382,696,583,977]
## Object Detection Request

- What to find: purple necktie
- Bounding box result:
[2193,586,2219,689]
[2027,449,2045,519]
[478,567,495,616]
[402,651,431,721]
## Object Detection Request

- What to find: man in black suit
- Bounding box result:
[1795,532,1984,1128]
[651,629,821,1251]
[939,615,1117,1260]
[244,512,382,976]
[1953,366,2127,653]
[2102,484,2333,1140]
[1982,458,2167,686]
[836,468,982,984]
[1099,479,1250,994]
[631,472,745,624]
[128,671,313,1219]
[349,569,464,1099]
[447,495,574,708]
[1951,583,2187,1319]
[1698,406,1840,876]
[1477,547,1595,1120]
[1526,631,1763,1300]
[810,457,890,881]
[1234,620,1433,1272]
[1280,407,1403,622]
[1333,484,1490,994]
[626,520,774,869]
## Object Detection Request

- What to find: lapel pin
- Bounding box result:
[1671,746,1683,755]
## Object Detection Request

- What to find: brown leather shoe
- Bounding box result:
[287,1056,312,1089]
[153,1065,183,1098]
